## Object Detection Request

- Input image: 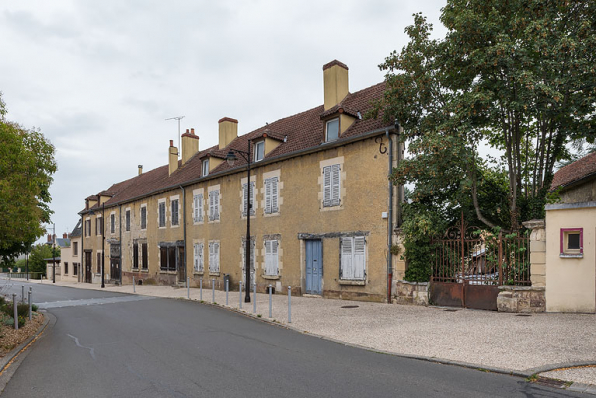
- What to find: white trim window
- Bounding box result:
[158,200,166,227]
[323,164,341,207]
[194,242,204,273]
[209,241,220,273]
[242,182,256,217]
[264,177,279,214]
[242,238,256,285]
[140,205,147,230]
[202,159,210,176]
[125,209,131,232]
[209,190,220,221]
[264,240,279,276]
[340,236,366,281]
[171,199,179,226]
[254,141,265,162]
[193,193,204,223]
[326,118,339,142]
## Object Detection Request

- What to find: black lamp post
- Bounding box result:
[226,139,252,303]
[52,223,56,283]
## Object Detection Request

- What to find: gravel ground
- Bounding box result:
[20,278,596,386]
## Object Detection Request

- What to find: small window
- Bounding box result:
[133,243,139,269]
[194,243,204,273]
[110,214,115,234]
[140,206,147,230]
[64,262,69,275]
[254,141,265,162]
[171,199,179,226]
[264,240,279,276]
[73,263,78,276]
[242,182,256,217]
[159,202,166,227]
[141,243,148,270]
[242,238,256,285]
[209,241,220,273]
[97,252,102,273]
[340,236,366,281]
[560,228,583,257]
[193,194,203,223]
[326,118,339,142]
[323,164,341,207]
[264,177,279,214]
[202,159,210,176]
[209,190,220,221]
[125,210,131,232]
[73,242,78,256]
[96,217,103,236]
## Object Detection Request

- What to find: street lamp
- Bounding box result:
[89,202,105,288]
[52,223,56,283]
[226,139,252,303]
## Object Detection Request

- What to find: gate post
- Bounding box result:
[522,219,546,287]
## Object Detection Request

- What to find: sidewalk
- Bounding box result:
[14,277,596,391]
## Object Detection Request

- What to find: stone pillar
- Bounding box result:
[522,219,546,287]
[392,229,406,281]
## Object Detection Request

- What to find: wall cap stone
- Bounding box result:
[395,279,428,286]
[522,219,545,229]
[498,286,545,291]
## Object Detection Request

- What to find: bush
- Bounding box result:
[3,303,29,319]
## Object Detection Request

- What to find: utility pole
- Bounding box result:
[52,223,56,283]
[165,116,185,158]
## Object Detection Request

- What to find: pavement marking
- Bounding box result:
[67,334,96,360]
[37,295,155,309]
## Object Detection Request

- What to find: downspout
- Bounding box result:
[179,185,187,284]
[386,127,393,304]
[119,204,122,285]
[80,215,84,283]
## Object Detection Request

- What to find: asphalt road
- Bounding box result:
[0,281,584,397]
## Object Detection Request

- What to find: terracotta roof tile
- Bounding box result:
[551,151,596,191]
[81,81,390,212]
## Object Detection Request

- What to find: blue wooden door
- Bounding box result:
[305,240,322,295]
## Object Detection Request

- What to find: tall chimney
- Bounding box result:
[181,127,200,164]
[138,165,143,175]
[63,233,68,239]
[323,60,349,111]
[168,140,179,175]
[218,117,238,149]
[47,234,52,243]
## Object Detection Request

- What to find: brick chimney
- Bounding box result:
[138,165,143,176]
[323,60,349,111]
[181,128,200,164]
[168,140,179,176]
[218,117,238,149]
[63,233,68,239]
[47,234,52,243]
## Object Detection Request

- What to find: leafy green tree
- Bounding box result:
[375,0,596,231]
[28,244,60,276]
[0,93,57,261]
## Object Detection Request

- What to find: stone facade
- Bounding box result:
[522,219,546,288]
[497,286,546,313]
[392,280,429,306]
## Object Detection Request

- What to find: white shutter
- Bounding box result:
[209,242,214,272]
[323,166,331,206]
[250,182,256,215]
[265,241,272,275]
[199,243,204,272]
[271,178,278,213]
[353,237,366,280]
[272,240,279,275]
[194,244,199,272]
[194,195,199,222]
[243,183,248,216]
[331,164,340,206]
[341,237,354,280]
[209,192,214,220]
[214,242,220,272]
[265,179,272,213]
[198,194,203,221]
[214,191,219,220]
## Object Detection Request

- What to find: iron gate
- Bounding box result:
[431,215,530,310]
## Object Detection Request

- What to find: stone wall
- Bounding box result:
[497,286,546,313]
[522,219,546,287]
[393,280,429,306]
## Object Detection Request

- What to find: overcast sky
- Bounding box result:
[0,0,447,241]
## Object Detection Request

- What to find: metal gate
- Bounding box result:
[431,214,530,310]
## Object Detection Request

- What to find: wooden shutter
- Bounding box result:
[265,179,272,213]
[353,237,366,280]
[213,191,219,220]
[271,178,278,213]
[250,182,255,215]
[331,164,340,206]
[214,242,219,272]
[341,237,353,280]
[243,183,248,216]
[194,244,199,272]
[323,166,331,206]
[194,196,199,222]
[209,192,214,220]
[265,241,272,275]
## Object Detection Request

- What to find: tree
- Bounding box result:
[375,0,596,231]
[0,93,57,261]
[28,244,60,276]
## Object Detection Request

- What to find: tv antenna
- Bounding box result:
[165,116,185,158]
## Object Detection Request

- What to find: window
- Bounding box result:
[194,243,204,273]
[141,243,148,270]
[73,263,78,276]
[202,159,210,176]
[110,214,115,234]
[560,228,583,257]
[323,164,341,207]
[242,182,256,217]
[85,220,91,237]
[209,241,220,273]
[64,262,69,275]
[193,194,204,223]
[96,217,103,235]
[125,210,131,232]
[159,201,166,227]
[264,240,279,276]
[141,206,147,230]
[209,190,220,221]
[242,238,256,284]
[133,243,139,269]
[326,118,339,142]
[264,177,279,214]
[171,199,179,226]
[254,141,265,162]
[96,252,102,273]
[73,242,78,256]
[160,246,177,271]
[340,236,366,280]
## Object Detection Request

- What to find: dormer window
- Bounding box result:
[254,141,265,162]
[326,118,339,142]
[202,159,210,176]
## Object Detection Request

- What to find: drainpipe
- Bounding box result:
[80,215,84,283]
[386,127,394,304]
[119,204,122,285]
[179,185,187,283]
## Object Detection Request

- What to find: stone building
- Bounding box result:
[79,60,404,302]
